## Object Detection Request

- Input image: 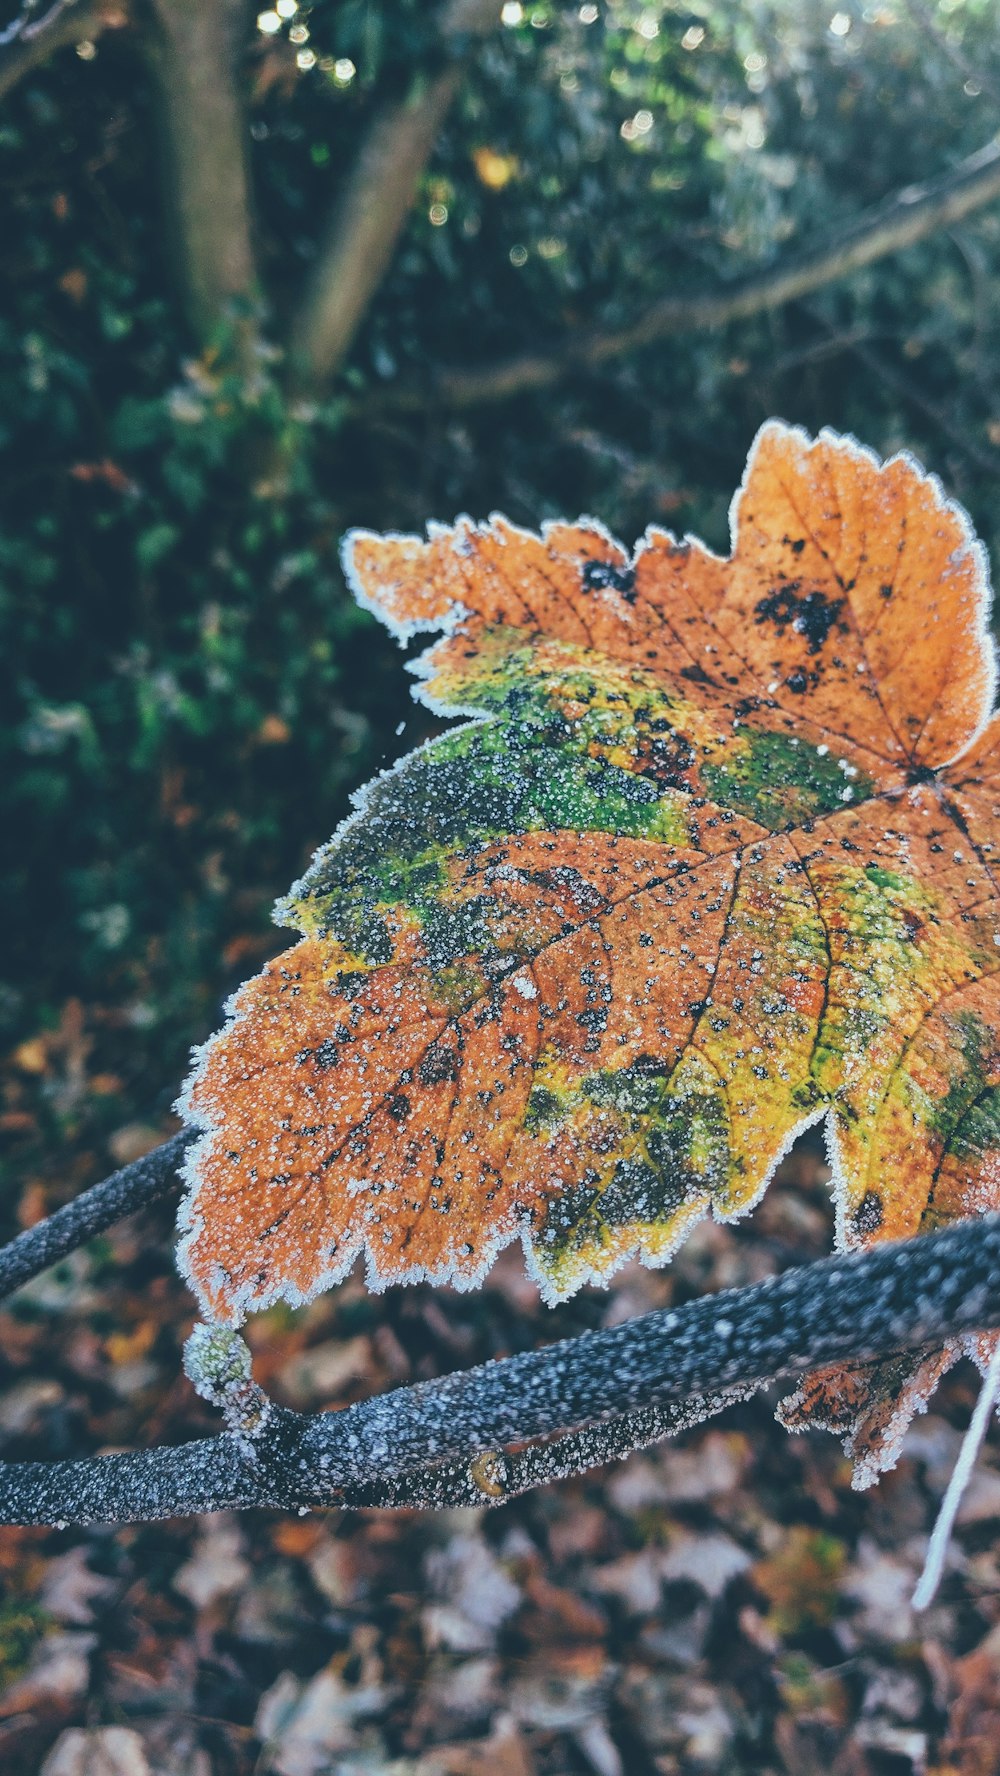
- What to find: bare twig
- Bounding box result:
[288,0,501,391]
[376,136,1000,411]
[0,0,129,101]
[1,1213,999,1525]
[913,1338,1000,1608]
[0,1129,192,1302]
[908,0,1000,109]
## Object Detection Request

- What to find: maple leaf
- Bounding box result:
[177,420,1000,1485]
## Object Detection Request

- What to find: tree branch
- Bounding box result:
[0,1128,192,1302]
[0,0,130,101]
[381,136,1000,411]
[140,0,259,346]
[287,0,501,393]
[336,1386,762,1510]
[2,1214,1000,1525]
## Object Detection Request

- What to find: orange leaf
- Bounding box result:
[178,422,1000,1482]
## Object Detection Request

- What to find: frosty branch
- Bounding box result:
[0,1129,192,1302]
[1,1136,1000,1526]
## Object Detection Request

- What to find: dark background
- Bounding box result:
[4,0,1000,1189]
[4,5,1000,1771]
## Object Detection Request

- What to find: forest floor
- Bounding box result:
[1,1126,999,1776]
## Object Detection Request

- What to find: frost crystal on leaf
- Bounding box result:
[177,419,1000,1484]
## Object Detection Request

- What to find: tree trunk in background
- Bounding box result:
[142,0,258,347]
[288,67,461,393]
[288,0,502,393]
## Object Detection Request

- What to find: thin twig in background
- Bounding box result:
[0,0,128,102]
[375,137,1000,411]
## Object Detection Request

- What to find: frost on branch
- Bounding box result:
[176,418,1000,1487]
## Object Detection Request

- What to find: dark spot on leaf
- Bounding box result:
[582,559,636,601]
[525,1085,563,1133]
[297,1041,343,1070]
[641,726,697,788]
[755,586,844,654]
[577,1006,608,1033]
[852,1191,884,1236]
[418,1043,460,1086]
[525,864,611,914]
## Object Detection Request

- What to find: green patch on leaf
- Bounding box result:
[703,729,873,831]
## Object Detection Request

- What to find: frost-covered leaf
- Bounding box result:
[254,1660,393,1775]
[40,1728,152,1776]
[0,1630,97,1714]
[39,1549,116,1627]
[172,1518,251,1611]
[178,420,1000,1480]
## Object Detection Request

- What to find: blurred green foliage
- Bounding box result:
[0,1599,48,1687]
[2,0,1000,1179]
